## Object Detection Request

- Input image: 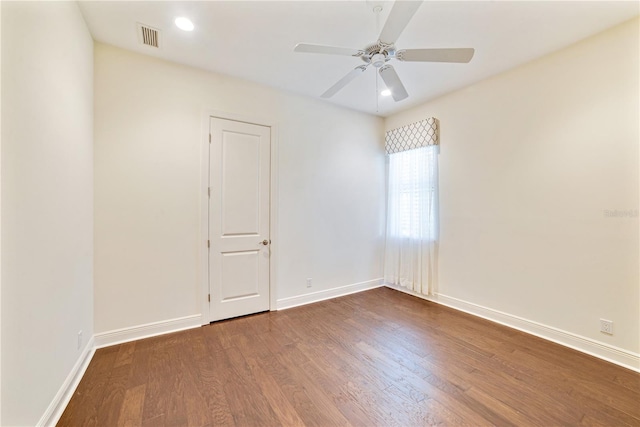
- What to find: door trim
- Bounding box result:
[200,110,279,325]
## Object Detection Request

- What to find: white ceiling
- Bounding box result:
[78,1,639,117]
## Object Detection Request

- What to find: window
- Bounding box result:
[384,118,440,295]
[386,145,438,240]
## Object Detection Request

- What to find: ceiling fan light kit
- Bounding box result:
[294,0,475,103]
[370,53,387,68]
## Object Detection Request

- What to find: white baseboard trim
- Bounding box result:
[384,283,640,373]
[277,278,383,310]
[37,336,96,427]
[94,314,202,349]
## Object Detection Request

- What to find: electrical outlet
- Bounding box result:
[600,319,613,335]
[306,278,312,288]
[77,330,83,350]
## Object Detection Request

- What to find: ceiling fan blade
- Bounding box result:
[321,66,368,98]
[379,65,408,102]
[294,43,363,57]
[398,48,475,63]
[378,1,423,45]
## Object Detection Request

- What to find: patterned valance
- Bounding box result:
[385,118,439,154]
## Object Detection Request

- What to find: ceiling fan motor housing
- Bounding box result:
[361,42,394,67]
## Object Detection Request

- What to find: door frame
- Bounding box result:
[200,110,279,325]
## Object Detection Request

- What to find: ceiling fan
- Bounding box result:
[294,1,475,102]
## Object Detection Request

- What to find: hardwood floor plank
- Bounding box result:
[222,346,284,426]
[140,346,173,424]
[193,350,237,426]
[612,372,640,394]
[114,341,137,368]
[297,342,420,425]
[383,386,468,427]
[463,386,536,426]
[176,357,212,427]
[97,363,133,426]
[162,348,189,426]
[141,413,165,427]
[117,384,146,427]
[59,287,640,427]
[57,347,118,426]
[356,340,516,426]
[242,353,307,426]
[287,342,383,426]
[251,336,354,426]
[126,346,152,389]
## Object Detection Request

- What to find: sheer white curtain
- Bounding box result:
[384,145,438,295]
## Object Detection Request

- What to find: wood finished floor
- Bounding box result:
[58,287,640,427]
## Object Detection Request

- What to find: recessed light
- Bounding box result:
[175,17,194,31]
[381,89,391,97]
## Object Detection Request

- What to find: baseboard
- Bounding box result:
[277,278,383,310]
[94,314,202,349]
[384,283,640,373]
[37,336,96,427]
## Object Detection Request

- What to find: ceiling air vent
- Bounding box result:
[137,23,161,48]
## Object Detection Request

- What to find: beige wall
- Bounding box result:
[1,2,94,425]
[386,18,639,354]
[94,43,386,333]
[2,7,635,424]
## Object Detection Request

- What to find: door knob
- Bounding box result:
[260,240,269,245]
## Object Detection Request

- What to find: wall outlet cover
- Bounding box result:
[600,319,613,335]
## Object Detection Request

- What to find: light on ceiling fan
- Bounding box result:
[381,89,391,97]
[371,53,387,68]
[175,17,194,31]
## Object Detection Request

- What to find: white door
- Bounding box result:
[209,117,270,322]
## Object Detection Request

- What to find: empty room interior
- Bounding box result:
[1,0,639,426]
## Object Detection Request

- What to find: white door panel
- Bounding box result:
[220,250,260,300]
[209,117,270,322]
[221,131,260,236]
